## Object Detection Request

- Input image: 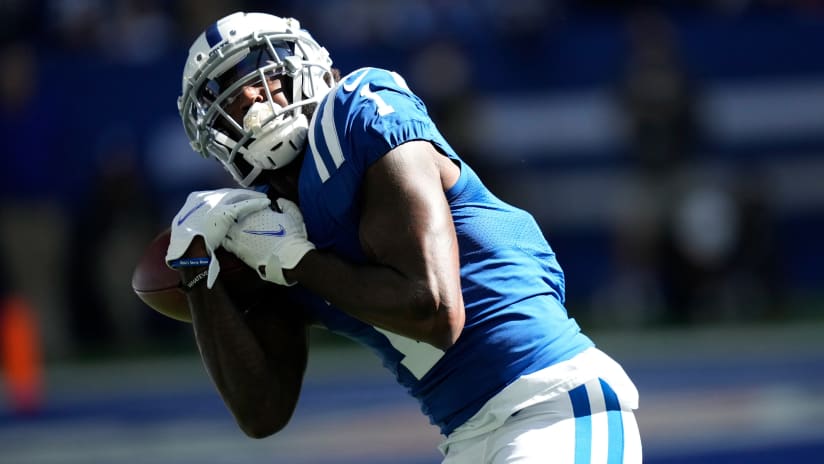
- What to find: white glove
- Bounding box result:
[222,198,315,286]
[166,188,271,288]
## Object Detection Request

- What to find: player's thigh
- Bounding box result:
[487,386,642,463]
[487,405,576,463]
[441,410,574,464]
[441,434,489,464]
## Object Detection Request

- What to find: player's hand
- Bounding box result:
[222,198,315,286]
[166,188,271,288]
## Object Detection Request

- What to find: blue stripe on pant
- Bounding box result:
[569,379,625,464]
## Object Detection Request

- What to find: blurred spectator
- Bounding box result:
[602,7,702,325]
[618,7,699,176]
[65,126,171,353]
[730,169,783,318]
[661,177,741,324]
[658,168,782,324]
[0,41,73,360]
[594,181,667,327]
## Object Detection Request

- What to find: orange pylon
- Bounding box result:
[1,295,44,415]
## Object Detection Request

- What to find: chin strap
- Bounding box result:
[240,104,308,171]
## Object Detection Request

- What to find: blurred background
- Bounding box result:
[1,0,823,463]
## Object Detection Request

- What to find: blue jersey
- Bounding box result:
[291,68,594,435]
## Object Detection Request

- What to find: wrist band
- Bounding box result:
[180,269,209,293]
[169,257,211,268]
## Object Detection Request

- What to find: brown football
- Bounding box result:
[131,228,262,322]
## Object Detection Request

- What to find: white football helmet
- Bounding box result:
[178,12,334,186]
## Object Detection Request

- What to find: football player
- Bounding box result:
[166,11,642,463]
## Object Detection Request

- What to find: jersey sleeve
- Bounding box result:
[337,67,439,169]
[300,67,447,258]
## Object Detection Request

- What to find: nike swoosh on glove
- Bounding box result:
[223,198,315,286]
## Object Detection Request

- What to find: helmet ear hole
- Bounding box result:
[233,153,256,180]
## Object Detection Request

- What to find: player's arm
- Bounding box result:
[181,238,309,439]
[288,140,465,350]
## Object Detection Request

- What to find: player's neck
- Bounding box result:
[262,161,302,204]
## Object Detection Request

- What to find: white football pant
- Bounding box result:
[440,348,642,463]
